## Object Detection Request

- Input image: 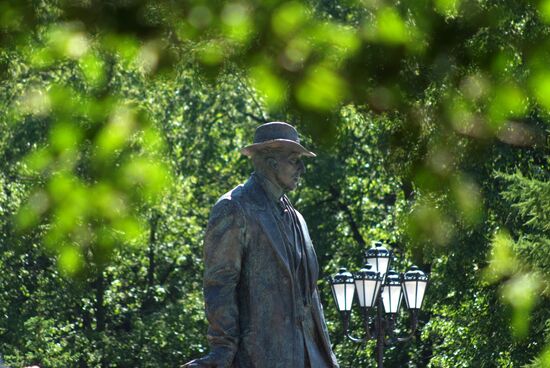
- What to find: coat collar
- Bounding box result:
[243,175,292,275]
[244,174,289,212]
[243,174,268,211]
[253,171,284,205]
[243,174,318,282]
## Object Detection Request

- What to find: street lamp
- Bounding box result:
[381,270,402,315]
[355,264,382,309]
[365,241,391,277]
[328,242,429,368]
[330,268,356,335]
[402,266,429,310]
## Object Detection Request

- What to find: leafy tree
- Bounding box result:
[0,0,549,367]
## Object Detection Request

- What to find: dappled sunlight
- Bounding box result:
[0,0,549,367]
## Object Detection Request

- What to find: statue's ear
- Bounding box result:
[266,157,278,170]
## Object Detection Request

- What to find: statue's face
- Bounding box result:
[272,148,306,192]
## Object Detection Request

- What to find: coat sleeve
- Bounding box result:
[202,198,246,367]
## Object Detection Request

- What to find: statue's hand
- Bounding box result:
[180,355,216,368]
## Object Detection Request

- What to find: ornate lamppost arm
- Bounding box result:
[393,309,420,343]
[340,309,368,343]
[360,307,376,340]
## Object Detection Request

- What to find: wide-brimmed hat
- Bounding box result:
[241,122,316,157]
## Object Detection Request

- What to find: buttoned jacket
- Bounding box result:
[202,175,339,368]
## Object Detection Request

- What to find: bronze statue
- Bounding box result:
[183,122,339,368]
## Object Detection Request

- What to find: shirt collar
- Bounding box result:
[253,171,284,204]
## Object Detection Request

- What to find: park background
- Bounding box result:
[0,0,549,367]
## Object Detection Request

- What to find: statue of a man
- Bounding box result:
[183,122,339,368]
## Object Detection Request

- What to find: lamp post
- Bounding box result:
[328,242,429,368]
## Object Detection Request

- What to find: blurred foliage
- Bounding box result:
[0,0,549,367]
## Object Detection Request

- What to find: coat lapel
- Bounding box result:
[245,177,292,277]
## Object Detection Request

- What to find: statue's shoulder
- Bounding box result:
[214,183,246,206]
[207,184,247,228]
[210,177,262,219]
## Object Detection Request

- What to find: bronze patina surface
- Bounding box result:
[183,122,339,368]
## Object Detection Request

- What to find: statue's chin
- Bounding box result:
[285,180,299,192]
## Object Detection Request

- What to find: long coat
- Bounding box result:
[202,175,339,368]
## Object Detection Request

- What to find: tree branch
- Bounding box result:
[233,69,268,122]
[238,110,268,123]
[328,185,367,248]
[141,211,160,314]
[93,272,106,332]
[402,178,415,201]
[147,211,159,289]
